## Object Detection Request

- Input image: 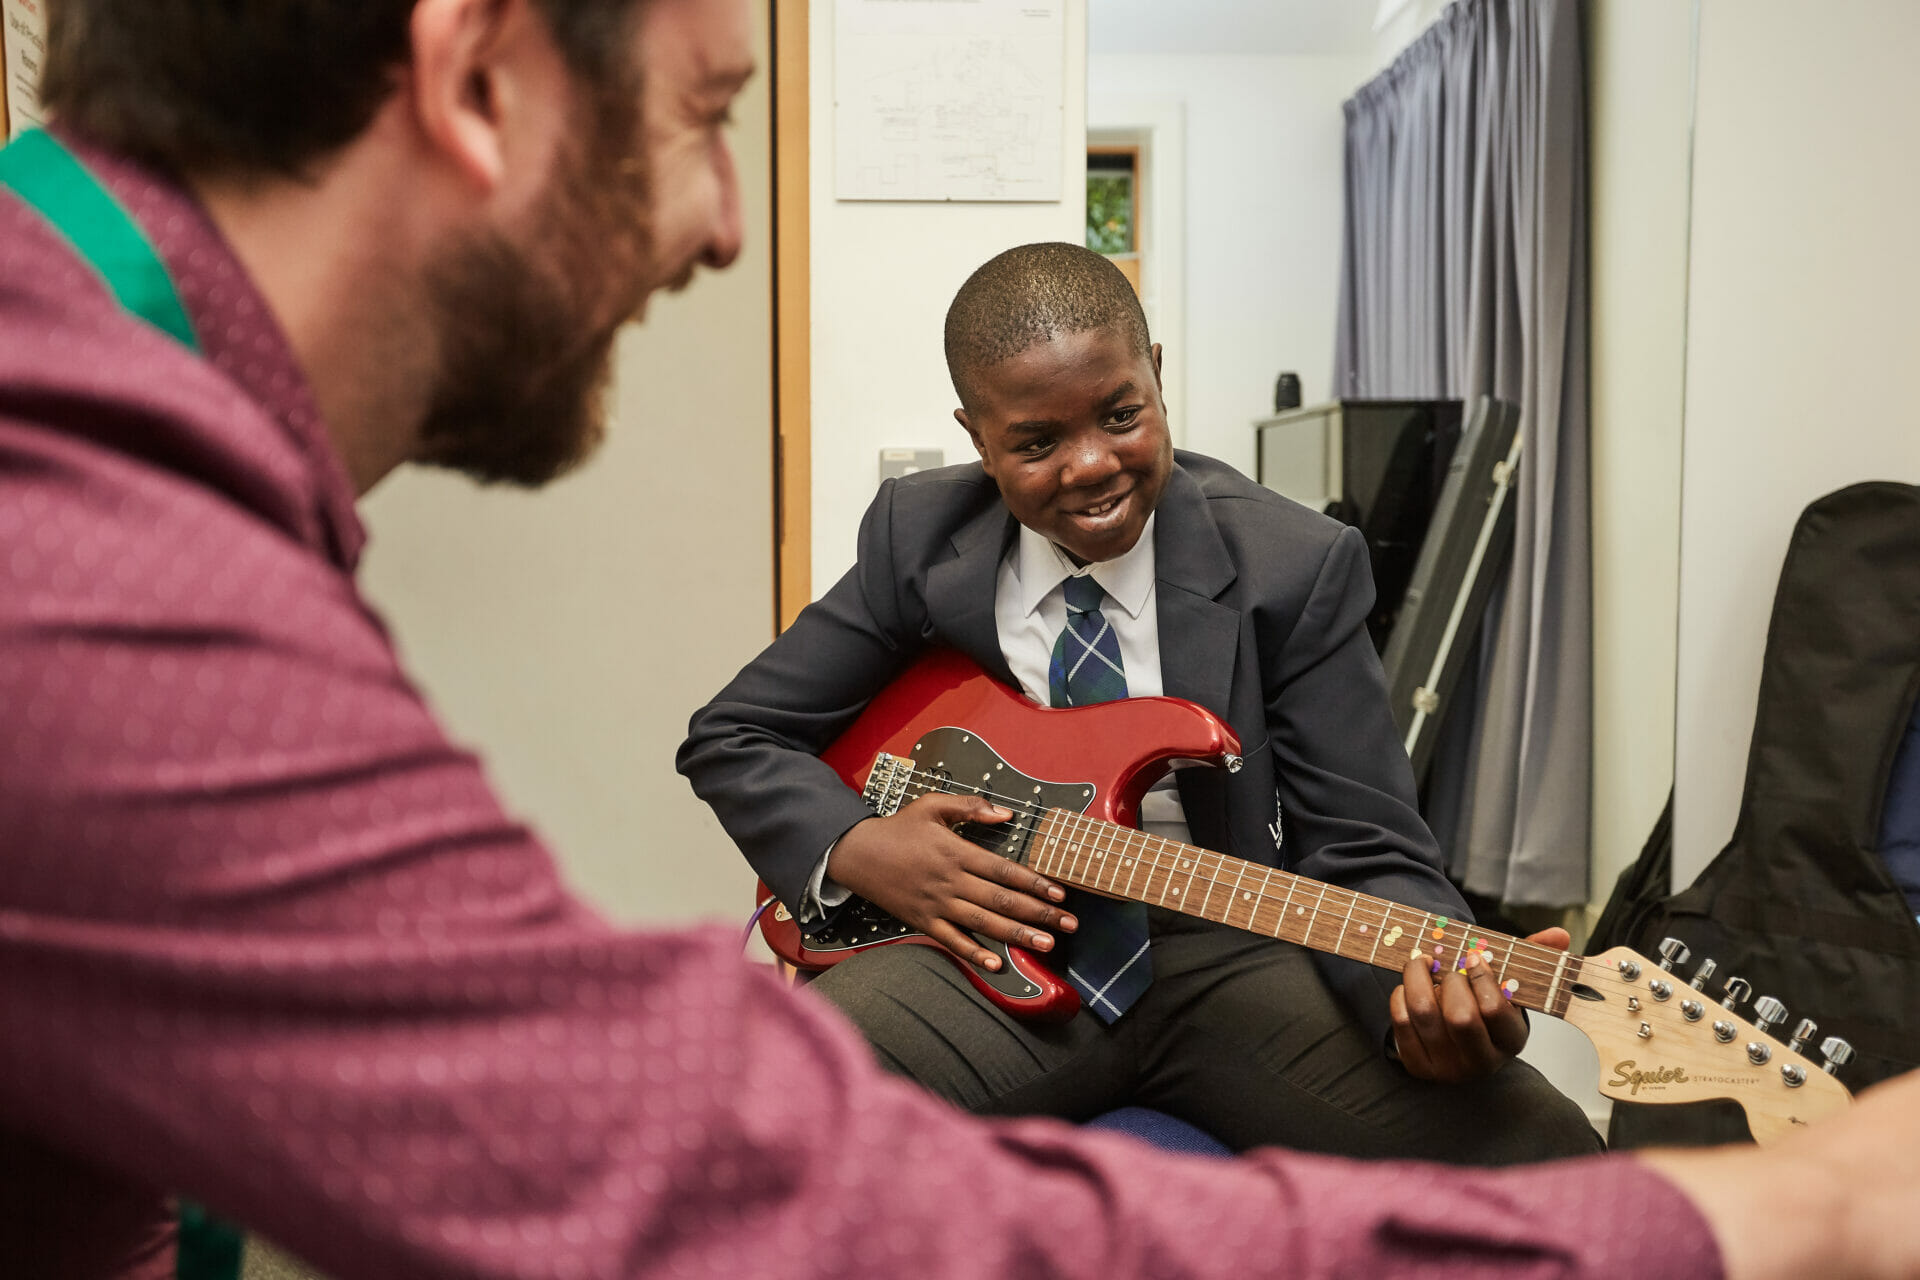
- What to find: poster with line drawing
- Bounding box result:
[3,0,49,141]
[834,0,1064,203]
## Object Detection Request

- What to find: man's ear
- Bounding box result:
[954,407,994,472]
[1150,342,1164,388]
[408,0,526,192]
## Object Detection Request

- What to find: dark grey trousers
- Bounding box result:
[809,907,1603,1164]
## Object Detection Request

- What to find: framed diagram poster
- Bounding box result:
[3,0,49,141]
[834,0,1064,202]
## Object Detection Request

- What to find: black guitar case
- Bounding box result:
[1593,482,1920,1147]
[1379,396,1522,782]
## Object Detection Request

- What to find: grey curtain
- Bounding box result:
[1332,0,1590,908]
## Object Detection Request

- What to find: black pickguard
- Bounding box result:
[800,725,1096,1002]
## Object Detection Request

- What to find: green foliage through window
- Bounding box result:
[1086,172,1133,255]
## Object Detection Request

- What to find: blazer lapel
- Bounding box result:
[925,499,1020,686]
[1153,466,1240,720]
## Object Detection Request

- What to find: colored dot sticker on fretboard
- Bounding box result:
[1501,979,1519,999]
[1382,925,1403,947]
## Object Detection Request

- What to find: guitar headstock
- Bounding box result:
[1562,944,1853,1144]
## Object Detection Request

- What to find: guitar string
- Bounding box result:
[876,765,1592,999]
[865,763,1813,1055]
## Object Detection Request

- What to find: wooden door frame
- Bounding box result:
[771,0,811,634]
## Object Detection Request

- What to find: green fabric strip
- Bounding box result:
[175,1202,245,1280]
[0,128,200,350]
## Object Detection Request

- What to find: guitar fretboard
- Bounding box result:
[863,746,1585,1018]
[1024,808,1579,1016]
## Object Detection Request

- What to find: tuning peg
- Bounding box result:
[1752,996,1787,1038]
[1820,1036,1854,1076]
[1657,937,1691,972]
[1720,976,1752,1010]
[1788,1018,1817,1055]
[1688,958,1717,991]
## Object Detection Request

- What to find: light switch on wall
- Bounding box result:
[878,448,944,481]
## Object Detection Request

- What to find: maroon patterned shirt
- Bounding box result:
[0,135,1724,1280]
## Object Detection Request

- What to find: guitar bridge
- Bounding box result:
[862,752,916,816]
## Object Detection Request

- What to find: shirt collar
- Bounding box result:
[1013,512,1158,620]
[64,131,368,572]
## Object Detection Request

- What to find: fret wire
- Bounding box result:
[1194,847,1221,918]
[1307,880,1329,952]
[1082,817,1098,898]
[1121,825,1145,900]
[1278,868,1299,939]
[1153,832,1176,906]
[1333,884,1358,957]
[1225,855,1250,930]
[1252,864,1277,937]
[1075,809,1098,893]
[1095,812,1117,896]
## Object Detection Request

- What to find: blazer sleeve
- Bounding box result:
[1262,524,1473,1047]
[677,479,924,910]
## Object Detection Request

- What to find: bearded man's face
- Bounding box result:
[415,0,750,487]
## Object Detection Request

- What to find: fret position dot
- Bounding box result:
[1242,892,1252,901]
[1295,906,1304,915]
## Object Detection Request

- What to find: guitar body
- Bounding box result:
[756,648,1242,1021]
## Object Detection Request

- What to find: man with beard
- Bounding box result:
[3,3,1920,1280]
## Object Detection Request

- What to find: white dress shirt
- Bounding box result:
[808,515,1189,915]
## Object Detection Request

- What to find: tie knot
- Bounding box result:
[1062,573,1106,614]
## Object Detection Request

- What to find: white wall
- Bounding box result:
[1674,0,1920,884]
[1089,54,1370,478]
[808,0,1088,591]
[1585,0,1691,912]
[356,4,774,927]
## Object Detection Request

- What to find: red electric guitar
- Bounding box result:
[756,649,1853,1142]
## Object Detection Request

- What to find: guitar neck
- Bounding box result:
[1028,808,1583,1018]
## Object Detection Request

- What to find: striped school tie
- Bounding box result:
[1047,574,1152,1022]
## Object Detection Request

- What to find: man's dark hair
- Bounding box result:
[41,1,647,178]
[943,241,1152,411]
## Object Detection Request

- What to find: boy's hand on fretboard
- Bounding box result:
[1389,926,1571,1082]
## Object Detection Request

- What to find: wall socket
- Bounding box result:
[878,448,944,481]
